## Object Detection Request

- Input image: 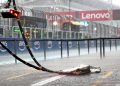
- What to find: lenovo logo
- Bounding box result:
[81,13,111,20]
[80,10,112,21]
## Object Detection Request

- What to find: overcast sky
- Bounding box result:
[101,0,120,6]
[0,0,120,7]
[0,0,7,3]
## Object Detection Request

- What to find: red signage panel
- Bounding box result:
[51,12,77,19]
[80,10,112,21]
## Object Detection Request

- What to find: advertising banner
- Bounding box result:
[79,10,112,21]
[51,9,120,21]
[51,11,77,20]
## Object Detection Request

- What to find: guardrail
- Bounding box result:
[0,38,120,64]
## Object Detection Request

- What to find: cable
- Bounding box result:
[4,0,11,8]
[12,0,58,73]
[0,0,101,75]
[0,42,41,70]
[0,0,56,73]
[0,41,58,73]
[12,0,43,67]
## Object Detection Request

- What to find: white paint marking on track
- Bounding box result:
[31,75,65,86]
[31,65,89,86]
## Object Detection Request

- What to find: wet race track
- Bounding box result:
[0,51,120,86]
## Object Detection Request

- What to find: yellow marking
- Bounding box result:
[7,70,38,80]
[91,71,113,86]
[101,71,113,79]
[91,80,103,86]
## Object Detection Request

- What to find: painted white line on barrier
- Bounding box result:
[31,65,89,86]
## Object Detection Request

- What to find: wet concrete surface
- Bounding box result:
[0,51,120,86]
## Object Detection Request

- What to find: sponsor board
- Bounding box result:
[50,9,120,21]
[80,10,112,21]
[19,41,26,51]
[51,12,76,19]
[47,41,52,49]
[33,41,40,50]
[0,41,7,52]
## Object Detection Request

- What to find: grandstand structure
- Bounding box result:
[0,0,120,39]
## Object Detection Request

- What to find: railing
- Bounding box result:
[0,38,120,64]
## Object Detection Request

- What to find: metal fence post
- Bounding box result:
[14,39,17,64]
[96,39,98,52]
[87,40,90,54]
[109,39,111,51]
[67,41,69,57]
[115,39,117,50]
[43,41,46,61]
[61,40,63,59]
[78,41,80,56]
[100,38,102,58]
[103,39,105,57]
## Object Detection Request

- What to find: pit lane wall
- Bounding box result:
[0,38,120,64]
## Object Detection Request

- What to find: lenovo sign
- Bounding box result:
[80,10,112,21]
[52,12,76,19]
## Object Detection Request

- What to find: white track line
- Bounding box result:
[31,65,89,86]
[31,75,65,86]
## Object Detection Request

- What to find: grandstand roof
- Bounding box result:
[18,0,120,27]
[20,0,120,10]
